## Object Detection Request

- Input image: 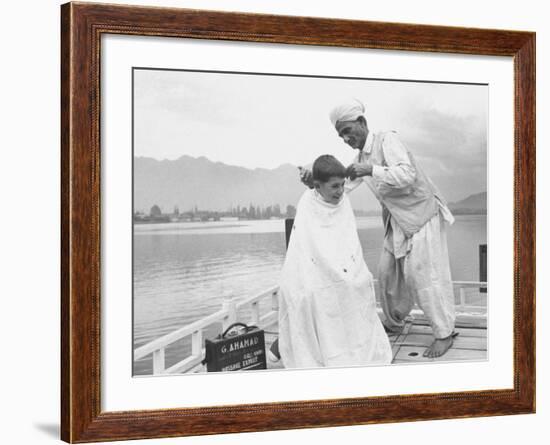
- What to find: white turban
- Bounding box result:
[329,99,366,127]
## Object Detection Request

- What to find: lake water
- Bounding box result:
[133,215,487,375]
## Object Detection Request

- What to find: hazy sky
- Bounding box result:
[134,68,487,203]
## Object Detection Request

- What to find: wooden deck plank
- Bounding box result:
[394,333,487,351]
[391,344,402,357]
[407,324,487,338]
[411,314,487,329]
[394,345,487,363]
[262,317,487,370]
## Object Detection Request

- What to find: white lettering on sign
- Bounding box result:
[221,362,241,372]
[242,357,259,367]
[220,336,260,354]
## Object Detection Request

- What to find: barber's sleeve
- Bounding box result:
[372,132,416,188]
[344,152,363,193]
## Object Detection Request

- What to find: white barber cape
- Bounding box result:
[278,189,392,369]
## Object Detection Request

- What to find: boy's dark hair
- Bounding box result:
[312,155,346,183]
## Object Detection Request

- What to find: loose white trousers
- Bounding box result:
[379,213,455,339]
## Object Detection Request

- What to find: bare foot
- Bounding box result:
[423,333,457,358]
[382,321,403,335]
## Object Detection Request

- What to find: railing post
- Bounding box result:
[153,348,165,375]
[191,329,203,357]
[250,301,260,325]
[222,296,237,331]
[285,218,294,249]
[459,287,466,313]
[271,289,279,312]
[479,244,487,293]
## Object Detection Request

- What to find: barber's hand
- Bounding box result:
[298,167,314,189]
[346,162,373,180]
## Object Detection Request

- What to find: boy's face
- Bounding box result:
[315,176,346,204]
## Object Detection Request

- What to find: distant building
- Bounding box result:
[150,205,162,217]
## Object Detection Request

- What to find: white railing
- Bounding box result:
[134,280,486,375]
[452,280,487,313]
[134,285,279,375]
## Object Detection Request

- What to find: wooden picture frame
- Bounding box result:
[61,2,535,442]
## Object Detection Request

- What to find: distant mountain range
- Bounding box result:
[448,192,487,214]
[134,155,487,214]
[134,155,305,213]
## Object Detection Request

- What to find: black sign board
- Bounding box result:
[204,323,266,372]
[285,218,294,249]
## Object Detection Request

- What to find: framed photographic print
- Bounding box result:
[61,2,535,442]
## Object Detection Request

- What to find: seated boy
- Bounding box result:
[276,155,392,369]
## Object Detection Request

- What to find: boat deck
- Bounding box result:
[265,314,487,369]
[134,284,487,375]
[388,320,487,364]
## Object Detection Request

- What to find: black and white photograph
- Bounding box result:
[132,68,488,376]
[4,0,545,443]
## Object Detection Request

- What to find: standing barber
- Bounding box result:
[302,99,456,358]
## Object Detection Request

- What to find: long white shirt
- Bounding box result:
[345,131,454,258]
